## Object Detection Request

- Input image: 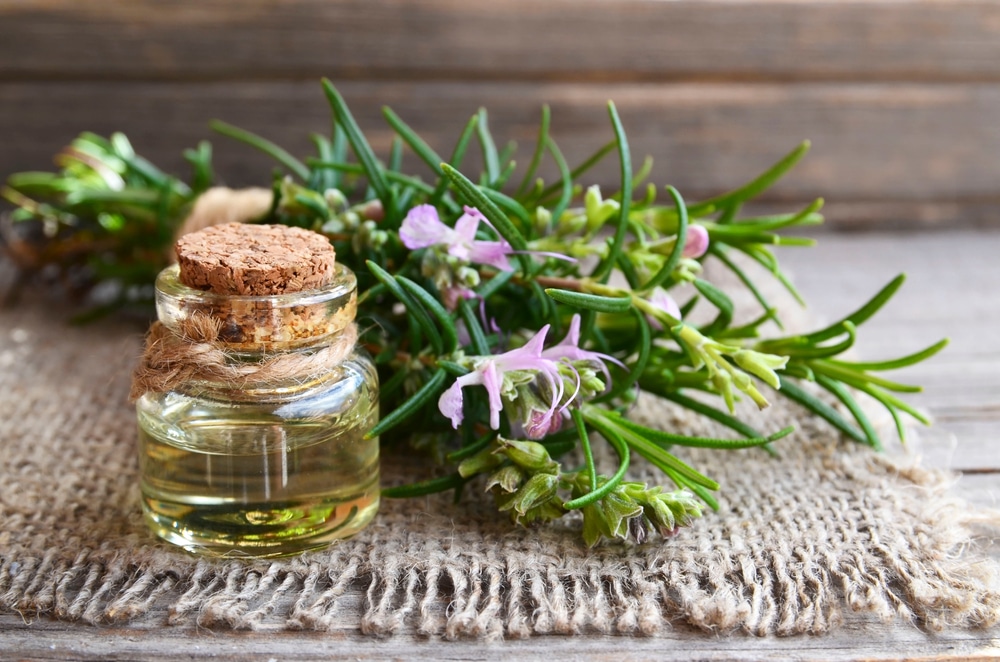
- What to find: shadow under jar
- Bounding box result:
[135,259,379,558]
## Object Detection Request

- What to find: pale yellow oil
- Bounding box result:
[137,367,379,558]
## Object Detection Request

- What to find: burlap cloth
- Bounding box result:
[1,261,998,639]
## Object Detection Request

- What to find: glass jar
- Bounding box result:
[135,262,379,558]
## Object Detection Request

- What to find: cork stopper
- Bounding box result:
[175,223,337,295]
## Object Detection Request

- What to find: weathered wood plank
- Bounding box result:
[4,81,1000,228]
[2,609,999,661]
[776,230,1000,474]
[2,1,1000,82]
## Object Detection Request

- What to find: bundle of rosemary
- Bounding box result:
[0,80,945,546]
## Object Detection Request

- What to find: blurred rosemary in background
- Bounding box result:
[0,80,946,546]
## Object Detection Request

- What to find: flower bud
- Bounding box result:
[323,188,348,211]
[503,473,559,516]
[534,206,552,235]
[486,464,526,494]
[497,438,558,473]
[732,349,787,389]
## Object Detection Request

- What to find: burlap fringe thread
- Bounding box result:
[129,315,359,401]
[1,500,998,639]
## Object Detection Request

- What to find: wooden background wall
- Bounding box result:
[2,0,1000,229]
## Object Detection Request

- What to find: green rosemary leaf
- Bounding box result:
[619,426,720,491]
[572,408,598,493]
[827,338,948,372]
[382,106,445,177]
[643,186,688,290]
[563,416,630,510]
[210,120,310,181]
[495,159,518,189]
[388,136,404,172]
[382,472,465,498]
[446,432,497,462]
[307,134,333,192]
[849,383,908,442]
[330,122,348,188]
[183,141,214,194]
[534,139,616,203]
[379,365,410,400]
[544,135,574,227]
[397,276,459,354]
[545,288,632,313]
[716,202,741,225]
[659,390,766,440]
[693,278,734,333]
[815,374,883,450]
[777,379,868,445]
[598,308,651,403]
[688,484,720,511]
[429,113,479,206]
[293,192,332,221]
[310,161,441,199]
[617,254,641,290]
[458,298,491,355]
[321,80,393,214]
[366,261,444,354]
[607,411,793,449]
[716,307,778,340]
[813,359,922,393]
[436,360,470,377]
[478,187,533,233]
[476,269,515,299]
[738,243,806,306]
[800,274,906,344]
[366,368,448,440]
[709,244,781,330]
[593,102,632,283]
[476,108,500,185]
[761,322,857,358]
[440,164,531,271]
[517,104,551,196]
[688,140,811,215]
[497,140,517,169]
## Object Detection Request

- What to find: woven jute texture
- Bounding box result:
[1,267,998,639]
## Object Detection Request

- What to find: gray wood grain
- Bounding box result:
[2,0,1000,82]
[4,81,1000,227]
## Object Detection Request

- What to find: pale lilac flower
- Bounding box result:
[542,314,621,384]
[684,225,709,259]
[400,204,513,271]
[439,315,620,439]
[438,326,564,431]
[441,283,476,311]
[647,287,682,331]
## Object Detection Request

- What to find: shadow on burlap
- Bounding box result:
[0,268,998,639]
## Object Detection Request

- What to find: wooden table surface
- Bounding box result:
[0,229,997,661]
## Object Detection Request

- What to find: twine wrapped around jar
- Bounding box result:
[129,315,359,401]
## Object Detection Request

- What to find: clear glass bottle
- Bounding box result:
[135,262,379,558]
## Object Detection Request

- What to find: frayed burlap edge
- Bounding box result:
[2,449,997,640]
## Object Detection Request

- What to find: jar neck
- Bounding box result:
[154,262,358,353]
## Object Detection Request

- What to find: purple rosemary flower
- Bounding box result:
[438,325,563,432]
[438,315,615,438]
[646,287,682,331]
[684,224,710,259]
[400,204,514,271]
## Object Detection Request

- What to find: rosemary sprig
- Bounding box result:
[1,81,946,546]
